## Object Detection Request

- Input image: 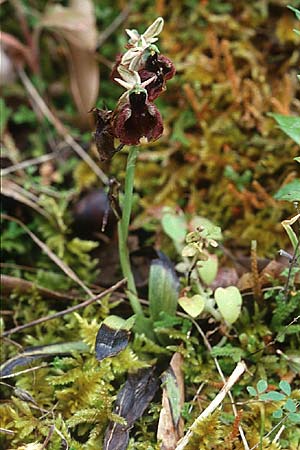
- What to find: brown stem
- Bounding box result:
[1,278,126,337]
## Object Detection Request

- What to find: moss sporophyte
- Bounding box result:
[93,18,175,332]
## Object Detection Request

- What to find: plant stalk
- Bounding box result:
[118,146,144,317]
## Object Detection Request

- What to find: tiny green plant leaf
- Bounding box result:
[247,386,257,397]
[273,409,283,419]
[268,113,300,145]
[214,286,242,324]
[178,294,205,318]
[257,379,268,394]
[161,367,182,426]
[281,213,300,253]
[287,5,300,20]
[284,398,297,413]
[259,391,286,401]
[197,254,218,285]
[289,413,300,423]
[279,380,291,396]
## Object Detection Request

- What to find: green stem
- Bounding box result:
[118,147,144,318]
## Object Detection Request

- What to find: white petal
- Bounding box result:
[128,53,144,71]
[143,17,164,42]
[114,78,133,90]
[132,71,141,84]
[117,66,136,84]
[125,28,140,42]
[141,74,156,88]
[121,48,140,65]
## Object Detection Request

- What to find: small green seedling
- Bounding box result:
[247,379,300,423]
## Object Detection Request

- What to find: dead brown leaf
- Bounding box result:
[39,0,99,121]
[157,353,185,450]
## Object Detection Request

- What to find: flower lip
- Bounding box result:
[113,98,163,145]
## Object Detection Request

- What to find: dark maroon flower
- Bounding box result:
[113,88,163,145]
[111,52,175,101]
[145,53,176,81]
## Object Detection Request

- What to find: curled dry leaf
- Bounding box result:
[157,353,185,450]
[104,367,159,450]
[39,0,99,121]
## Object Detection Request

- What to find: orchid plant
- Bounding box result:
[93,18,175,335]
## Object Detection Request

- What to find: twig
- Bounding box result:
[41,425,55,449]
[175,361,247,450]
[2,179,51,220]
[272,424,285,444]
[0,364,47,379]
[1,278,126,337]
[54,427,69,450]
[1,214,94,297]
[17,68,108,185]
[187,317,250,450]
[0,428,14,435]
[249,417,287,450]
[1,274,83,301]
[1,153,56,176]
[97,2,132,48]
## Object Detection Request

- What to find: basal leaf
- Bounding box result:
[149,255,179,322]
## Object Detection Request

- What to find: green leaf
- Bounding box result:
[210,344,244,362]
[260,391,286,401]
[190,216,222,241]
[161,367,181,425]
[279,380,291,396]
[197,254,218,285]
[281,214,300,252]
[149,256,179,322]
[272,409,283,419]
[214,286,242,324]
[284,398,297,413]
[178,294,205,318]
[257,379,268,394]
[287,5,300,20]
[161,207,187,243]
[268,113,300,145]
[274,179,300,202]
[182,243,198,257]
[247,386,257,397]
[294,157,300,163]
[103,315,132,330]
[289,413,300,423]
